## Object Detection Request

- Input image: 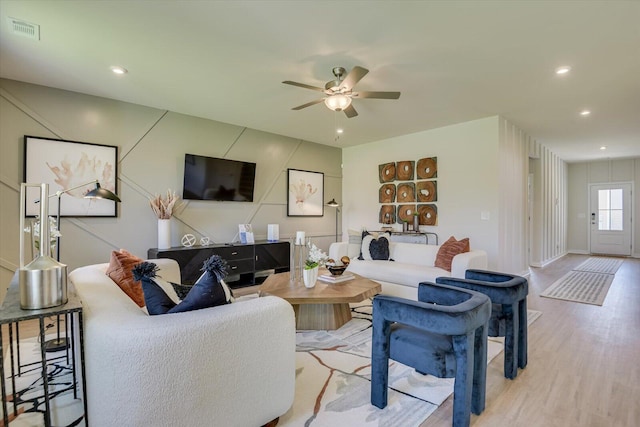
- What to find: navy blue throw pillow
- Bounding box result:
[132,255,231,316]
[369,236,390,260]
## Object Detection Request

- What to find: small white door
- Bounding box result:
[589,183,632,256]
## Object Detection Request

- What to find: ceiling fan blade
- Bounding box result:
[282,81,325,92]
[353,91,401,99]
[343,104,358,118]
[292,98,325,110]
[339,66,369,91]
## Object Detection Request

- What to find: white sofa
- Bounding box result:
[329,241,488,300]
[69,258,296,427]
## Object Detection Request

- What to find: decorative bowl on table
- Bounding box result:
[327,265,347,276]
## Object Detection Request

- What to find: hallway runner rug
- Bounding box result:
[572,257,624,275]
[278,301,542,427]
[540,270,614,306]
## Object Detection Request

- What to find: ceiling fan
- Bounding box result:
[283,66,401,118]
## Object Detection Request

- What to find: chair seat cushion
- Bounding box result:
[389,324,456,378]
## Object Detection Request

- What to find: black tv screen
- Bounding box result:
[183,154,256,202]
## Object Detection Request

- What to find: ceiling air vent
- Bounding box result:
[8,17,40,40]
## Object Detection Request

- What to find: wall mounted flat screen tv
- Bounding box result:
[183,153,256,202]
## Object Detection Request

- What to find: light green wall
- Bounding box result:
[0,79,342,299]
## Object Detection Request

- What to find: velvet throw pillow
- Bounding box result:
[359,232,391,261]
[105,249,145,307]
[132,255,232,316]
[434,236,470,272]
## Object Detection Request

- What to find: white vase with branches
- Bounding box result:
[150,190,182,249]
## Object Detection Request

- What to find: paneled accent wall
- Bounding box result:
[498,118,531,275]
[0,79,342,300]
[528,141,568,267]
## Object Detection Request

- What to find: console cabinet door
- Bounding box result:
[255,242,290,272]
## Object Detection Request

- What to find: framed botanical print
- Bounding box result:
[287,168,324,217]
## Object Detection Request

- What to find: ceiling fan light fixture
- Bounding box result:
[324,94,351,111]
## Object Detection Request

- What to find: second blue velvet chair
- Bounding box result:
[436,269,529,379]
[371,282,491,427]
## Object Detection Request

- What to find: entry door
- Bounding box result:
[589,183,632,256]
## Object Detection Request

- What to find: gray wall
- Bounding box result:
[567,158,639,257]
[1,79,342,299]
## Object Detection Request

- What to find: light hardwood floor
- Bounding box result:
[421,254,640,427]
[4,255,639,426]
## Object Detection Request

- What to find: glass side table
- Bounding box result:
[1,272,88,427]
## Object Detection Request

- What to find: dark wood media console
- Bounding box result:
[148,241,290,288]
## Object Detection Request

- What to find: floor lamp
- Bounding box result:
[45,180,121,351]
[327,198,340,242]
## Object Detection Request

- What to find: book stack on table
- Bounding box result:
[318,273,355,284]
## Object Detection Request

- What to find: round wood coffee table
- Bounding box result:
[259,270,381,330]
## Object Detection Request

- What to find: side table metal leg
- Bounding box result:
[1,326,9,427]
[79,312,89,426]
[8,323,18,417]
[70,314,77,400]
[39,317,52,427]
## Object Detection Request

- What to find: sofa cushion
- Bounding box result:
[105,249,145,307]
[347,259,451,288]
[434,236,470,272]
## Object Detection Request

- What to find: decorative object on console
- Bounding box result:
[150,189,182,249]
[413,212,420,231]
[267,224,279,242]
[287,169,324,217]
[181,234,196,247]
[238,224,255,244]
[200,236,210,246]
[435,236,470,272]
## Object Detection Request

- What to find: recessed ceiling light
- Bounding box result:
[336,128,344,134]
[600,146,607,151]
[110,66,127,75]
[580,110,591,116]
[556,66,571,75]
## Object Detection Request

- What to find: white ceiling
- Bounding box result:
[1,1,639,163]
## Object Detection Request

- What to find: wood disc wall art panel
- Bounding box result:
[397,204,417,224]
[396,182,416,203]
[416,180,437,202]
[379,184,396,203]
[378,162,396,183]
[417,157,437,179]
[418,204,438,225]
[379,205,396,225]
[396,161,415,181]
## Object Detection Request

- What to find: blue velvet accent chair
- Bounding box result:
[436,269,529,379]
[371,282,491,427]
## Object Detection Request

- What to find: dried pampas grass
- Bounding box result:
[150,189,182,219]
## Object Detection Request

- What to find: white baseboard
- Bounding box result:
[567,250,590,255]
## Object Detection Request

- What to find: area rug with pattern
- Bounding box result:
[540,270,614,306]
[572,257,624,275]
[278,301,542,427]
[1,336,85,427]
